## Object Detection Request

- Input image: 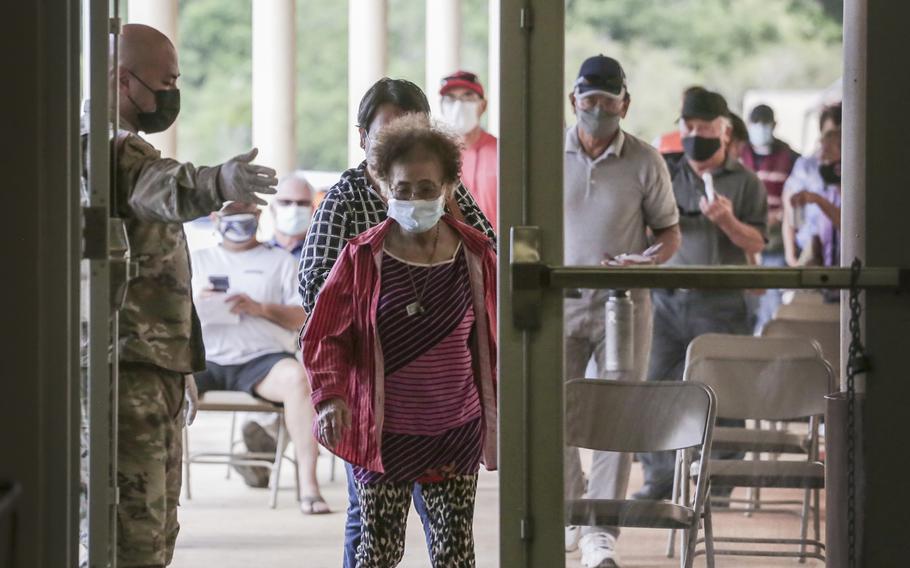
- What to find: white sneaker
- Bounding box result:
[565,525,581,552]
[579,532,619,568]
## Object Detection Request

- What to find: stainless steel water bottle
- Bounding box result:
[605,289,634,374]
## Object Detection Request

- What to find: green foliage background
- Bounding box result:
[173,0,841,171]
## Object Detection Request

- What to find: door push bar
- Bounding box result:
[510,226,908,330]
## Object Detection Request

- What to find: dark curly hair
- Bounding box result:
[368,114,462,187]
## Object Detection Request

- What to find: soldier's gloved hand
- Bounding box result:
[184,374,199,426]
[218,148,278,206]
[315,397,351,450]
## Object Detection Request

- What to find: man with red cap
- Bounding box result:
[439,71,499,231]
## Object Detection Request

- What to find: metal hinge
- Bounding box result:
[520,7,534,31]
[109,17,121,35]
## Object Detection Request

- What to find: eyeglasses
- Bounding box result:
[389,182,444,201]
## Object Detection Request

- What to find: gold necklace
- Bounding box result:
[404,225,440,317]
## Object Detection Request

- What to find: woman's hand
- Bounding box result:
[316,398,351,450]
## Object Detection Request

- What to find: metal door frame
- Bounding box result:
[496,2,906,567]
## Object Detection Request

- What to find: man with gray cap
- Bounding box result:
[563,55,681,568]
[634,87,768,502]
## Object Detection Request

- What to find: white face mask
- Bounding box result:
[387,195,445,233]
[747,123,774,149]
[441,99,481,136]
[272,203,312,236]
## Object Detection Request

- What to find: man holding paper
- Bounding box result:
[562,55,681,567]
[190,201,328,514]
[634,87,768,502]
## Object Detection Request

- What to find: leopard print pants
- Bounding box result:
[354,474,478,568]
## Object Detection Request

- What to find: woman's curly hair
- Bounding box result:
[368,114,462,187]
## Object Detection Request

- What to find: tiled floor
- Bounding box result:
[173,412,824,567]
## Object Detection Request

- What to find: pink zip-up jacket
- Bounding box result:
[302,215,498,474]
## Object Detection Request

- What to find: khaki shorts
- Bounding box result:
[116,363,185,567]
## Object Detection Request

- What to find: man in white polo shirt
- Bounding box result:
[563,55,681,568]
[191,201,328,514]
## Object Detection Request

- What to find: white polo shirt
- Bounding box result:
[191,243,301,365]
[564,126,679,266]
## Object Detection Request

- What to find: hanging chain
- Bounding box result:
[846,258,869,568]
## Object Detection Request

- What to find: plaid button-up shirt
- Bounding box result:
[298,161,496,312]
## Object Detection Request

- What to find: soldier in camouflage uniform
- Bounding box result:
[80,24,278,567]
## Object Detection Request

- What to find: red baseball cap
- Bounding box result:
[440,71,485,98]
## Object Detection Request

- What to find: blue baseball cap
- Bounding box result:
[574,55,626,98]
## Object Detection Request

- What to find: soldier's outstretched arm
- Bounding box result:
[118,137,277,223]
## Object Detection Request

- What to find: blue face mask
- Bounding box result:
[218,213,258,243]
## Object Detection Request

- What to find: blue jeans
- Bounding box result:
[343,462,433,568]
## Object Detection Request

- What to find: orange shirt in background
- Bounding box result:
[461,130,499,232]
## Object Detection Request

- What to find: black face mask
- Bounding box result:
[819,161,841,185]
[128,70,181,133]
[682,135,722,162]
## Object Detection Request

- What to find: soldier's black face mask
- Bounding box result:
[127,70,181,134]
[682,135,722,162]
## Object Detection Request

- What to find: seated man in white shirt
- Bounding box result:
[191,200,328,514]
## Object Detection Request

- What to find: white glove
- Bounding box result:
[315,397,351,450]
[218,147,278,206]
[184,374,199,426]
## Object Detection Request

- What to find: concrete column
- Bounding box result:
[425,0,461,117]
[348,0,388,165]
[487,0,500,137]
[127,0,178,158]
[252,0,296,178]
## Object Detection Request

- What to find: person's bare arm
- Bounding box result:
[792,190,841,230]
[650,224,681,264]
[225,294,307,331]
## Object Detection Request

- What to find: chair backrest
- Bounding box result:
[762,318,840,377]
[774,302,840,322]
[785,291,826,306]
[684,335,834,421]
[686,333,823,368]
[565,380,716,453]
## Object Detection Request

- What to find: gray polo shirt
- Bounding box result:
[564,126,679,266]
[664,153,768,266]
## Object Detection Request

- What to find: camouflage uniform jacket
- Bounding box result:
[82,118,224,374]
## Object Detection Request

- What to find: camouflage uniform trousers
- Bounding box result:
[117,362,185,567]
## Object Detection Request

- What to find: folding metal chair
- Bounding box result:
[565,379,717,568]
[183,391,300,509]
[682,337,834,562]
[773,302,839,322]
[763,318,841,380]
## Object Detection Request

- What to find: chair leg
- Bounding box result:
[667,453,682,558]
[329,453,337,482]
[703,498,716,568]
[269,414,288,509]
[798,486,811,562]
[813,487,822,555]
[226,411,237,480]
[183,425,192,500]
[294,443,301,503]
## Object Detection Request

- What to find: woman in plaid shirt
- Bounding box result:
[297,78,495,568]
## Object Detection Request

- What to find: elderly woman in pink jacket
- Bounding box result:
[302,115,497,568]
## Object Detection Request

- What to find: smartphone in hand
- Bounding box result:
[209,275,230,293]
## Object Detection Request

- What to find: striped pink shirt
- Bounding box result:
[354,245,483,483]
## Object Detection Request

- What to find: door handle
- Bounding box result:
[509,226,908,330]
